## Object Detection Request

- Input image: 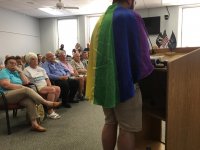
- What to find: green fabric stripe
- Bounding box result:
[94,4,119,108]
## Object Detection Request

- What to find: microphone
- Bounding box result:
[150,56,167,68]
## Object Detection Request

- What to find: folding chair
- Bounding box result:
[0,91,24,135]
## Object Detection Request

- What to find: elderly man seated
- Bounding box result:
[81,51,89,69]
[42,52,79,108]
[57,52,86,100]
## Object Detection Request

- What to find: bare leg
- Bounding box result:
[40,86,57,114]
[102,124,118,150]
[117,128,136,150]
[40,86,56,102]
[78,77,84,96]
[53,86,60,101]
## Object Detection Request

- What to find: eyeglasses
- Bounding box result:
[8,61,17,65]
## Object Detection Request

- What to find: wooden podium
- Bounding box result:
[137,47,200,150]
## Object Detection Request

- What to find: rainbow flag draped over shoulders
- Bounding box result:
[86,3,153,108]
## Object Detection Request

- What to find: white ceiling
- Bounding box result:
[0,0,200,18]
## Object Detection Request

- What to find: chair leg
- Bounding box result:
[13,109,17,118]
[5,109,11,135]
[1,92,12,134]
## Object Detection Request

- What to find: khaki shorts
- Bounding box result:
[103,86,142,132]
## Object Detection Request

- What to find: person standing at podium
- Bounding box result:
[86,0,153,149]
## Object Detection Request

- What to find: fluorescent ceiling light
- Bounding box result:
[38,8,63,15]
[162,0,200,5]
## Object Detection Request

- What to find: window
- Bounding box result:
[182,7,200,47]
[87,16,100,41]
[58,19,78,55]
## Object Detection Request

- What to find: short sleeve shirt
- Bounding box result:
[0,68,22,92]
[23,66,48,89]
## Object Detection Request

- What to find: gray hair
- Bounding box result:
[26,52,37,64]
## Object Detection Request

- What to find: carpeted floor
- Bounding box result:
[0,101,104,150]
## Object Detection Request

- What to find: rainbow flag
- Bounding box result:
[86,3,153,108]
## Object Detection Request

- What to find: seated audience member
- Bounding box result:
[0,57,4,70]
[72,49,78,56]
[75,43,83,56]
[0,56,61,132]
[37,54,43,66]
[71,53,87,75]
[55,44,66,57]
[83,43,90,52]
[24,53,61,119]
[42,52,79,108]
[66,55,72,63]
[41,56,46,63]
[58,52,85,100]
[75,43,82,51]
[81,51,89,69]
[22,55,29,68]
[15,56,25,71]
[0,64,4,70]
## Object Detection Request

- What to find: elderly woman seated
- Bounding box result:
[71,52,87,76]
[24,53,61,119]
[0,56,61,132]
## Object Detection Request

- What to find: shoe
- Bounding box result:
[73,94,80,101]
[62,103,71,108]
[79,95,88,101]
[69,100,79,103]
[47,112,61,119]
[53,101,62,107]
[31,125,46,132]
[53,112,61,118]
[48,101,62,108]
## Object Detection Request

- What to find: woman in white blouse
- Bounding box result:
[24,53,61,119]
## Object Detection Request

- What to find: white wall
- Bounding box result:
[0,7,40,60]
[79,16,88,49]
[137,6,180,47]
[39,18,58,55]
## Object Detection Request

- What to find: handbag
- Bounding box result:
[35,104,45,124]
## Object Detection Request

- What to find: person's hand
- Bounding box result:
[79,69,87,74]
[71,72,79,77]
[59,76,68,80]
[14,66,22,73]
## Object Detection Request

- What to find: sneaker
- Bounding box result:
[52,112,61,119]
[47,112,61,119]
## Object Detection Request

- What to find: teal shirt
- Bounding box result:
[0,68,22,92]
